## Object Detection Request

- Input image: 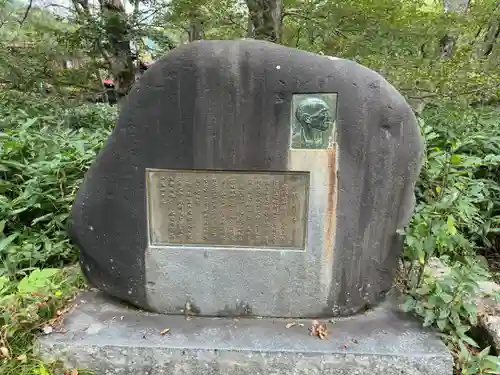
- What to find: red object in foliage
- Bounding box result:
[103,79,114,85]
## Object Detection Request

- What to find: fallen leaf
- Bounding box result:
[160,328,170,335]
[48,302,76,327]
[309,320,328,339]
[71,368,78,375]
[285,322,297,329]
[16,354,27,362]
[0,346,10,358]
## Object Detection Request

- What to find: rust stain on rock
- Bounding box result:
[323,146,337,264]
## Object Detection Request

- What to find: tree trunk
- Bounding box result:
[439,0,470,58]
[246,0,282,43]
[246,15,254,38]
[439,34,456,58]
[187,9,205,42]
[479,13,500,57]
[70,0,135,101]
[409,0,470,112]
[188,21,204,41]
[100,0,136,101]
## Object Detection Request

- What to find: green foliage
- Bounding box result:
[405,110,500,265]
[0,3,97,93]
[400,105,500,374]
[411,105,500,259]
[458,342,500,375]
[0,92,115,279]
[153,0,500,107]
[403,259,485,338]
[402,260,500,374]
[279,0,500,106]
[0,265,84,375]
[156,0,248,42]
[0,91,114,374]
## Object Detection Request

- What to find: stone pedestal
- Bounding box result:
[37,291,453,375]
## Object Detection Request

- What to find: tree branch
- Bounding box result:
[281,10,346,38]
[405,87,487,100]
[222,14,247,32]
[45,3,74,12]
[19,0,33,25]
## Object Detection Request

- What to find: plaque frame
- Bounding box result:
[145,168,310,251]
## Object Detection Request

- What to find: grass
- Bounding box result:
[0,266,84,375]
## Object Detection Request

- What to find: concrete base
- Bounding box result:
[36,291,453,375]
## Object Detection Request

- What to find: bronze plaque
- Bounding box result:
[146,169,309,249]
[290,93,337,150]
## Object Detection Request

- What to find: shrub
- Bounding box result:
[401,104,500,374]
[0,93,116,279]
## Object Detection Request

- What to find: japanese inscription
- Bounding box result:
[147,169,309,249]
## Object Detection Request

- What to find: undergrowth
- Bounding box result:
[1,91,500,374]
[0,91,115,374]
[400,104,500,374]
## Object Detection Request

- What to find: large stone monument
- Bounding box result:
[37,40,453,374]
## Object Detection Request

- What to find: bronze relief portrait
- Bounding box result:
[290,93,338,149]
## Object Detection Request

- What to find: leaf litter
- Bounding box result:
[309,320,328,339]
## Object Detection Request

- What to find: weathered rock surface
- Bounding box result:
[69,39,424,317]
